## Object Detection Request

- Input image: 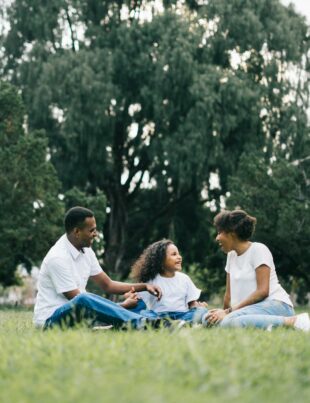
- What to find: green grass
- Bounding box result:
[0,309,310,403]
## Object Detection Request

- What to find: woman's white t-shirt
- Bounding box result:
[139,272,201,312]
[225,242,293,307]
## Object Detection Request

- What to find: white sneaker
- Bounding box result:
[294,313,310,332]
[92,325,113,331]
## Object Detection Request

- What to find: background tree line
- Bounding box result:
[0,0,309,302]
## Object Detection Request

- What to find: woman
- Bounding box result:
[129,239,208,324]
[207,209,310,331]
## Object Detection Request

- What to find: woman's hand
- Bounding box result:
[146,284,162,300]
[206,309,227,325]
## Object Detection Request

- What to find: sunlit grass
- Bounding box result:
[0,309,309,403]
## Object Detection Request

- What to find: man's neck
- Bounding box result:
[66,233,82,251]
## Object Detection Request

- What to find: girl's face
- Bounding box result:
[215,231,236,254]
[163,244,182,273]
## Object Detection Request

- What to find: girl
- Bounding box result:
[207,209,310,331]
[129,239,208,324]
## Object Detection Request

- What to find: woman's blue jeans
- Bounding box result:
[44,293,149,330]
[129,299,209,324]
[220,299,295,329]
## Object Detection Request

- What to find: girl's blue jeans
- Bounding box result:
[129,299,209,324]
[220,299,295,329]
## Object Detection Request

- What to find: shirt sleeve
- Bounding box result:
[185,275,201,304]
[48,257,78,294]
[225,253,232,273]
[252,243,274,270]
[88,248,103,276]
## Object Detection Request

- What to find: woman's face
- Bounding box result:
[215,231,236,254]
[163,244,182,273]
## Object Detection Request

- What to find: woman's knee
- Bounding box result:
[220,315,238,328]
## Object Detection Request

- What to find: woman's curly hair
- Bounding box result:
[130,239,174,282]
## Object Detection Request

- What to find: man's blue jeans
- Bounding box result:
[129,299,209,324]
[44,293,150,330]
[220,299,295,329]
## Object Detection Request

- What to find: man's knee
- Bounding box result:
[72,293,93,307]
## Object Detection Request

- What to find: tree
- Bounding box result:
[0,81,64,286]
[226,151,310,297]
[1,0,309,284]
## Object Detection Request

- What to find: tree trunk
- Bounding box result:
[104,186,128,278]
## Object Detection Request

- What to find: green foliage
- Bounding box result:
[1,309,310,403]
[1,0,309,296]
[227,152,310,292]
[0,81,64,286]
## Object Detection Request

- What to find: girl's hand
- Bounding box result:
[121,286,140,309]
[188,301,208,308]
[196,301,208,308]
[206,309,227,325]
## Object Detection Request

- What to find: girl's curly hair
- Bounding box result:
[130,239,174,282]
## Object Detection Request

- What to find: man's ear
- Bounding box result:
[72,227,80,237]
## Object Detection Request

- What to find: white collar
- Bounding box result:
[64,234,83,260]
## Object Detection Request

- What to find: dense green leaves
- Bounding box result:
[1,1,309,296]
[0,81,64,286]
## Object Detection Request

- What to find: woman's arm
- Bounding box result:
[223,273,231,309]
[207,266,270,324]
[230,265,270,311]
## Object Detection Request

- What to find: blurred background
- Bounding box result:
[0,0,309,306]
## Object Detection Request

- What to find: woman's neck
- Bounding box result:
[234,240,252,256]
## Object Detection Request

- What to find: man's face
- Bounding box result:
[76,217,97,249]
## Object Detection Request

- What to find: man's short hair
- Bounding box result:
[64,206,94,233]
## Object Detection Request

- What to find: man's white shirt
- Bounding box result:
[33,234,102,327]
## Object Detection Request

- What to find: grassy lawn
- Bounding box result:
[0,308,309,403]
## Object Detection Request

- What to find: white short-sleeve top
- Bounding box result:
[139,272,201,313]
[33,234,103,326]
[225,242,293,307]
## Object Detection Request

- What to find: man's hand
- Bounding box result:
[121,287,140,309]
[146,284,162,300]
[206,308,227,325]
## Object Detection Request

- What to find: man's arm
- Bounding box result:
[63,289,80,300]
[90,272,162,299]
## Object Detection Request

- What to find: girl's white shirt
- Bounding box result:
[139,272,201,312]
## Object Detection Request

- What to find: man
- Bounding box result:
[33,206,162,330]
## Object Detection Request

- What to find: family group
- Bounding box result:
[33,207,310,332]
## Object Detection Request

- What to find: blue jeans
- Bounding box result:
[220,299,295,329]
[44,293,150,330]
[129,299,209,324]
